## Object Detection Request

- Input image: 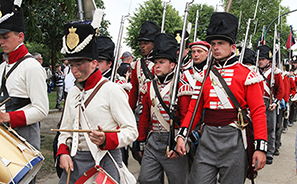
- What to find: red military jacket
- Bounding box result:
[137,72,192,142]
[129,54,155,111]
[260,65,285,103]
[180,55,267,151]
[282,72,290,102]
[290,76,296,97]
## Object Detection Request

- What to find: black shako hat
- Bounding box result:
[60,23,98,61]
[243,48,256,65]
[153,33,177,63]
[97,35,115,62]
[0,1,25,34]
[174,30,189,49]
[138,21,159,42]
[206,12,238,44]
[258,45,272,60]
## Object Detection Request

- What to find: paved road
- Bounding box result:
[36,111,297,184]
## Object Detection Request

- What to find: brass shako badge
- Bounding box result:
[67,26,79,50]
[175,33,181,44]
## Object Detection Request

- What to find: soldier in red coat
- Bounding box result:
[176,12,267,184]
[258,45,285,164]
[128,21,159,164]
[129,21,159,111]
[137,33,192,184]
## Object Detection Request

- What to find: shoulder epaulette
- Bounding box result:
[245,71,263,86]
[274,68,281,75]
[177,82,193,97]
[282,71,289,77]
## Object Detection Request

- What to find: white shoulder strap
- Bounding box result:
[149,82,171,131]
[184,70,195,88]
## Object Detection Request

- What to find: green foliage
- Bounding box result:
[188,4,215,43]
[221,0,291,58]
[22,0,110,69]
[125,0,182,57]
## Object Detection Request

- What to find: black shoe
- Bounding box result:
[266,157,273,164]
[274,149,280,156]
[56,105,62,111]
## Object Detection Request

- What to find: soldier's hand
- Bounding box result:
[138,151,143,158]
[0,111,10,123]
[269,103,277,111]
[138,141,145,158]
[176,137,187,156]
[252,151,266,171]
[166,150,179,159]
[59,154,74,171]
[88,125,106,146]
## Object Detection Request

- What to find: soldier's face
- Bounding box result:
[191,47,208,64]
[210,40,235,62]
[69,59,97,82]
[139,41,154,56]
[154,58,175,77]
[258,58,270,68]
[177,48,189,59]
[0,31,24,53]
[97,59,112,73]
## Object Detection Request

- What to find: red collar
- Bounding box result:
[7,44,29,64]
[84,70,103,91]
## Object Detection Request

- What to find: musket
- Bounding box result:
[161,0,171,33]
[166,0,194,155]
[110,13,130,82]
[193,4,203,41]
[255,26,266,73]
[51,129,120,133]
[238,11,242,31]
[270,6,281,106]
[77,0,84,21]
[277,33,283,72]
[184,0,233,145]
[270,23,278,106]
[238,0,259,63]
[248,20,257,49]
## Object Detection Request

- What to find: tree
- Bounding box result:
[188,4,215,43]
[125,0,182,57]
[22,0,110,69]
[23,0,76,69]
[221,0,291,58]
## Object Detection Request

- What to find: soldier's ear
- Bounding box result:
[91,60,98,69]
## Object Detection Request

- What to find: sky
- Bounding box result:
[102,0,297,54]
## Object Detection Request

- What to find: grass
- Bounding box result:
[48,90,64,110]
[36,134,57,180]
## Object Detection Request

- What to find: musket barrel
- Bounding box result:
[166,0,194,155]
[193,9,199,41]
[238,0,259,63]
[169,1,193,109]
[270,23,278,105]
[110,14,129,82]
